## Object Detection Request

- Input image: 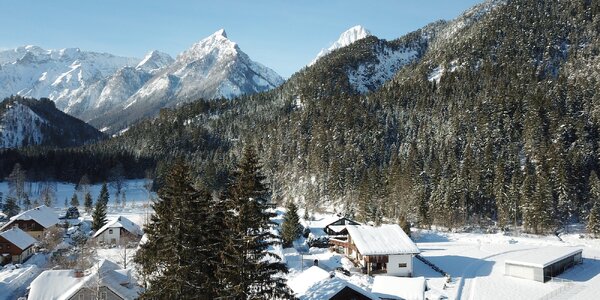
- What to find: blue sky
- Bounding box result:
[1,1,483,77]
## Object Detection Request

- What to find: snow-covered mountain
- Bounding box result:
[0,31,282,133]
[63,50,174,121]
[0,96,103,149]
[90,29,284,132]
[0,46,139,112]
[309,25,372,66]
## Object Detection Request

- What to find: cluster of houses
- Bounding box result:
[289,217,426,300]
[293,216,585,300]
[0,205,143,300]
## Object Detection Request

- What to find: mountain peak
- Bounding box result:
[309,25,372,66]
[213,28,227,38]
[180,29,238,62]
[136,50,174,72]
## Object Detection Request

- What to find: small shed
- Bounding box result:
[504,247,582,282]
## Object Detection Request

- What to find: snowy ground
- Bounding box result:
[2,184,600,300]
[287,211,600,300]
[0,253,47,300]
[414,229,600,300]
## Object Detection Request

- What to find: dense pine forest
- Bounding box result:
[4,0,600,234]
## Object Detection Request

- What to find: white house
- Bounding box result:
[289,266,379,300]
[330,224,420,276]
[93,216,142,245]
[28,259,141,300]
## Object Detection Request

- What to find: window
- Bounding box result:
[78,293,84,300]
[108,229,113,234]
[100,291,107,300]
[398,263,407,268]
[29,223,34,229]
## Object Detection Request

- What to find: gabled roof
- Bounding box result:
[346,224,420,256]
[0,205,59,230]
[301,277,379,300]
[0,227,36,250]
[93,216,142,238]
[372,276,426,300]
[288,266,331,295]
[28,259,141,300]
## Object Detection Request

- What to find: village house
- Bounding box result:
[0,227,37,264]
[28,259,141,300]
[288,266,379,300]
[0,205,59,240]
[323,217,360,236]
[93,216,142,245]
[330,224,420,276]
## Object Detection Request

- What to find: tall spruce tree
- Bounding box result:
[70,193,80,207]
[587,171,600,237]
[219,146,293,299]
[135,160,224,299]
[281,201,302,247]
[91,200,107,231]
[98,183,110,206]
[4,196,20,218]
[84,192,93,214]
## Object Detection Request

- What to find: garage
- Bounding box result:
[505,247,583,282]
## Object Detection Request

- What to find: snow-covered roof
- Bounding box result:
[28,259,140,300]
[288,266,331,295]
[504,247,582,268]
[93,216,142,238]
[371,276,426,300]
[0,205,59,230]
[300,276,379,300]
[346,224,420,256]
[0,227,36,250]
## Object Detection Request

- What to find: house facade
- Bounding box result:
[0,227,37,264]
[93,216,142,245]
[330,224,420,276]
[0,205,59,240]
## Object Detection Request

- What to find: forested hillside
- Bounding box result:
[5,0,600,233]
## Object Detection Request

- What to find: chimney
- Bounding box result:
[74,269,84,278]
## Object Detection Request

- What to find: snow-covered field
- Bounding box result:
[2,183,600,300]
[284,212,600,300]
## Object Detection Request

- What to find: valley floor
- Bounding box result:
[1,181,600,299]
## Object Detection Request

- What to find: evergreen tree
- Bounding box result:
[219,146,293,299]
[135,160,223,299]
[281,201,302,247]
[97,183,110,206]
[4,197,20,218]
[398,214,411,237]
[63,197,68,208]
[587,171,600,237]
[91,200,107,231]
[588,199,600,238]
[84,192,93,214]
[70,193,80,207]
